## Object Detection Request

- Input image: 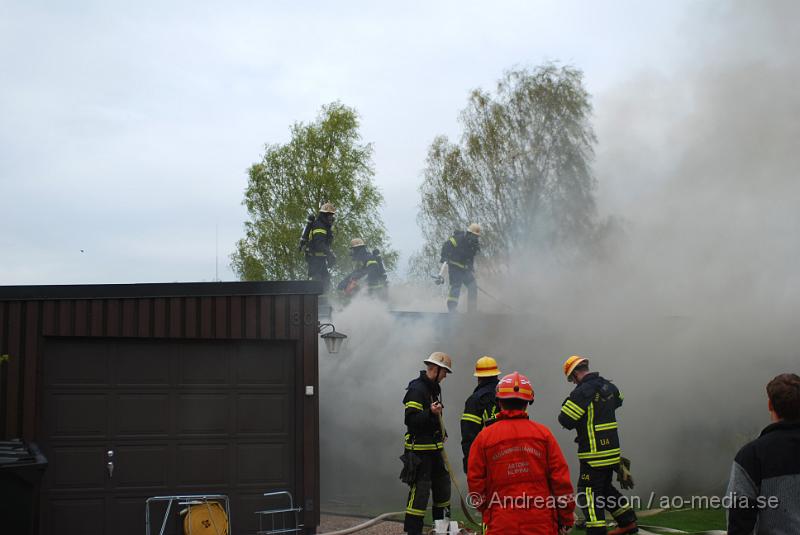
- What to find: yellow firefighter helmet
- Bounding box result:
[562,355,589,381]
[319,202,336,214]
[467,223,481,236]
[473,355,501,377]
[350,238,365,248]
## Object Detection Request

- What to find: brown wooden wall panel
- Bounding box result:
[5,302,22,438]
[259,296,272,339]
[200,297,213,338]
[153,298,166,338]
[22,301,40,440]
[0,302,5,347]
[169,297,182,337]
[244,296,257,339]
[1,280,322,531]
[230,296,242,339]
[185,297,197,338]
[90,300,103,337]
[121,299,136,337]
[0,302,6,435]
[214,296,227,339]
[274,296,287,339]
[42,301,56,336]
[57,300,71,337]
[289,296,300,340]
[302,293,320,527]
[136,299,152,338]
[74,300,88,337]
[137,298,151,337]
[106,299,121,337]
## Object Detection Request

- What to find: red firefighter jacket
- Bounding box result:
[467,410,575,534]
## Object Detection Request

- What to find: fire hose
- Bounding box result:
[316,511,404,535]
[476,285,516,312]
[317,511,475,535]
[431,271,516,313]
[437,414,482,530]
[317,410,481,535]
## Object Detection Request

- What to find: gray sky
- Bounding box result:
[1,0,703,284]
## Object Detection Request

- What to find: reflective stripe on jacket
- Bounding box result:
[558,373,623,468]
[403,371,444,451]
[461,378,499,471]
[345,254,388,288]
[440,231,478,272]
[307,217,333,256]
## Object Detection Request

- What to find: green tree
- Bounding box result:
[232,102,396,281]
[411,64,607,278]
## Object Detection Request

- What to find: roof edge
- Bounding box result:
[0,281,323,300]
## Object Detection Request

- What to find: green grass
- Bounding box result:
[328,504,727,533]
[638,508,726,532]
[454,507,727,532]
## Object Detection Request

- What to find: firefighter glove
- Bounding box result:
[399,451,422,485]
[616,456,634,490]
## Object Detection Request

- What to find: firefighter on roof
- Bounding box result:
[301,203,336,293]
[439,223,481,312]
[337,238,389,299]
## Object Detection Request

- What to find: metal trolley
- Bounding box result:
[145,494,231,535]
[255,491,303,534]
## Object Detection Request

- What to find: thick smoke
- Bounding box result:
[319,0,800,514]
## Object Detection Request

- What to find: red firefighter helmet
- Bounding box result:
[495,371,534,402]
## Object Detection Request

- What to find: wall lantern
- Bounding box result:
[318,322,347,354]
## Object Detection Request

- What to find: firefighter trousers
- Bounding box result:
[447,266,476,313]
[306,255,330,293]
[578,463,637,534]
[403,451,451,534]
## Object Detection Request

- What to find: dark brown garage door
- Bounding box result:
[38,337,296,535]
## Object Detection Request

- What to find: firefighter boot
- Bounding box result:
[608,521,638,535]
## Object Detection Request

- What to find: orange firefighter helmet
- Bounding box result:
[496,371,534,402]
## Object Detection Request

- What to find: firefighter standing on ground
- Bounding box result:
[302,203,336,293]
[439,223,481,313]
[558,356,638,535]
[461,356,501,473]
[401,352,453,535]
[468,371,575,535]
[336,238,389,299]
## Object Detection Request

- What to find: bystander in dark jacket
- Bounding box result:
[726,373,800,535]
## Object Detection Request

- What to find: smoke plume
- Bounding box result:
[319,0,800,514]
